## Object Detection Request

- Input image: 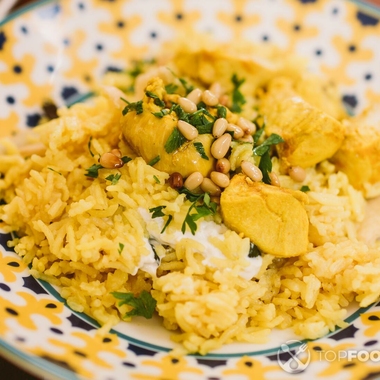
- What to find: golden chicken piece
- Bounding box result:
[172,42,344,119]
[120,78,215,178]
[330,106,380,193]
[260,77,345,168]
[220,174,309,257]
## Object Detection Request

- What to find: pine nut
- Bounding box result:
[210,171,230,188]
[241,161,263,182]
[269,172,280,187]
[238,134,254,143]
[201,178,221,196]
[212,118,228,138]
[110,148,122,158]
[219,94,229,106]
[202,90,219,106]
[187,88,202,104]
[177,120,199,140]
[211,133,232,159]
[209,82,222,98]
[237,117,256,134]
[178,97,197,114]
[215,158,231,174]
[288,166,306,182]
[99,152,123,169]
[184,171,204,191]
[227,123,244,139]
[168,172,184,189]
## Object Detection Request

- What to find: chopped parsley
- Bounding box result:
[179,190,217,235]
[248,242,261,258]
[171,104,189,122]
[149,242,161,264]
[148,155,160,166]
[193,142,209,160]
[48,167,62,175]
[300,185,310,192]
[252,133,284,185]
[106,173,121,185]
[188,108,215,134]
[161,215,173,234]
[85,164,103,178]
[118,243,124,254]
[153,175,160,184]
[112,290,156,319]
[178,77,194,95]
[164,128,187,153]
[149,205,167,218]
[121,156,132,164]
[258,151,272,185]
[149,206,172,234]
[88,136,94,157]
[253,133,284,156]
[165,83,178,94]
[216,105,227,119]
[145,91,165,107]
[152,109,170,118]
[121,98,143,115]
[231,74,246,113]
[253,125,265,144]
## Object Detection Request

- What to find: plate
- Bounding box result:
[1,0,380,379]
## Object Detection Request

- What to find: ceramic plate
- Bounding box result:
[1,0,380,379]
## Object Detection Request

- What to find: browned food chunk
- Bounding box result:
[220,174,309,257]
[331,106,380,192]
[120,78,215,178]
[260,78,345,168]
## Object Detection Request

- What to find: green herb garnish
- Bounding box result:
[152,109,170,118]
[148,155,160,166]
[153,175,160,184]
[193,142,209,160]
[300,185,310,192]
[179,77,194,95]
[48,167,62,176]
[118,243,124,254]
[85,164,103,178]
[171,104,189,122]
[164,128,187,153]
[121,98,143,115]
[88,136,94,157]
[106,173,121,185]
[165,83,178,94]
[112,290,156,319]
[145,91,165,107]
[253,125,265,144]
[149,243,161,264]
[161,215,173,234]
[121,156,132,164]
[149,205,167,218]
[216,105,227,119]
[188,108,215,134]
[248,242,261,258]
[258,151,272,185]
[253,133,284,156]
[179,191,217,235]
[231,74,246,113]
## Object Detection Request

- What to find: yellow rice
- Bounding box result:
[1,53,380,356]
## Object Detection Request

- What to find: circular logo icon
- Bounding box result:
[277,340,311,374]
